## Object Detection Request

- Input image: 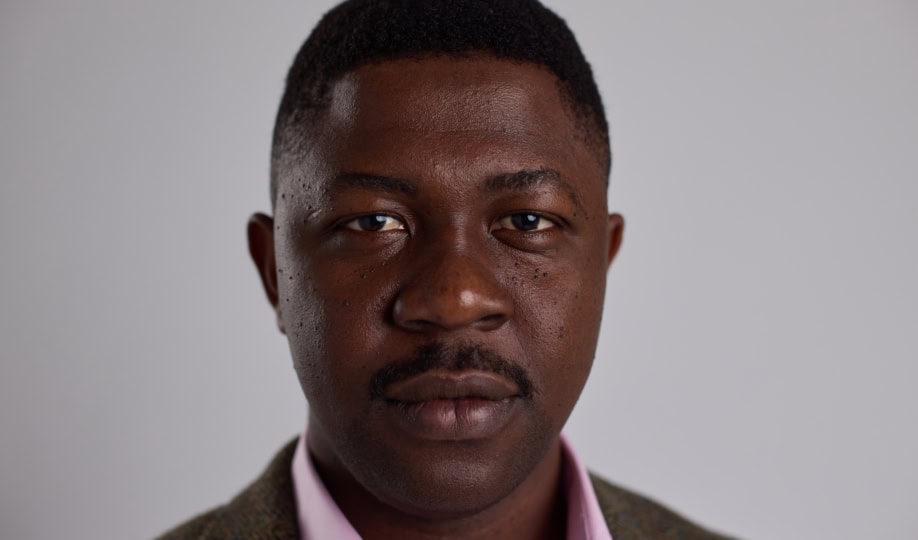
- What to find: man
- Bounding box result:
[162,1,730,538]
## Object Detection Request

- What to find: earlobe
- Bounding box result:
[247,213,286,334]
[606,213,625,268]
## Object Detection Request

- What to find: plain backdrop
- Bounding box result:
[1,1,916,538]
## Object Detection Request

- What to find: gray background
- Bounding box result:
[1,1,916,538]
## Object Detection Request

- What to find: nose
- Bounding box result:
[392,248,513,333]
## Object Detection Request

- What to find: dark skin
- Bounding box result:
[249,57,624,539]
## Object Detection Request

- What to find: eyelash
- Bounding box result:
[339,212,560,234]
[343,214,405,232]
[494,213,557,232]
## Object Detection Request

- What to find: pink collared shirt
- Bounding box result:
[291,430,612,540]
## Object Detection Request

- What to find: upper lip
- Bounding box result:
[384,370,520,403]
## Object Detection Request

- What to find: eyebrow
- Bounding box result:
[332,172,418,195]
[330,169,586,213]
[482,168,586,213]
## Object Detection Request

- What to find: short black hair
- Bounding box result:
[271,0,610,204]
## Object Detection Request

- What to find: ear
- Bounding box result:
[247,213,285,334]
[606,213,625,268]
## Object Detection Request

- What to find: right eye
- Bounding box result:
[495,212,557,232]
[343,214,406,232]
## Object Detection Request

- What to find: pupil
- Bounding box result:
[512,214,539,231]
[359,215,387,231]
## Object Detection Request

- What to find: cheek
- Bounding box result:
[276,261,331,398]
[276,244,395,413]
[511,257,606,412]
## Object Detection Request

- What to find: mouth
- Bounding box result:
[382,371,522,441]
[385,370,520,402]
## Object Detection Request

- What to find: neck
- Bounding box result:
[310,438,567,540]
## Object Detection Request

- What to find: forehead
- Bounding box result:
[330,57,565,134]
[308,56,605,186]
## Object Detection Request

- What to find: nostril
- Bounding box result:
[476,313,507,329]
[405,318,437,331]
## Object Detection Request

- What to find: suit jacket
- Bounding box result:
[159,439,732,540]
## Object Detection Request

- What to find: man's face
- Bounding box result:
[250,57,622,517]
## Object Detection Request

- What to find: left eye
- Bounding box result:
[343,214,405,232]
[496,213,556,232]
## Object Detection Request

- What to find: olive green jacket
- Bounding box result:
[159,440,732,540]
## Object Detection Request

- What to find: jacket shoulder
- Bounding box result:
[156,440,300,540]
[157,507,223,540]
[590,473,735,540]
[157,441,736,539]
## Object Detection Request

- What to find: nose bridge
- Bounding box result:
[393,233,512,332]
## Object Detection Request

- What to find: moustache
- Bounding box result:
[369,342,535,401]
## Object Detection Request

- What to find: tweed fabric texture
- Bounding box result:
[158,439,732,540]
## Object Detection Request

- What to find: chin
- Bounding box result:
[341,414,557,518]
[371,444,527,517]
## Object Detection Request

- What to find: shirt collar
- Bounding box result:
[291,429,612,540]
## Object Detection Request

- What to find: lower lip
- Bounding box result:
[384,398,518,441]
